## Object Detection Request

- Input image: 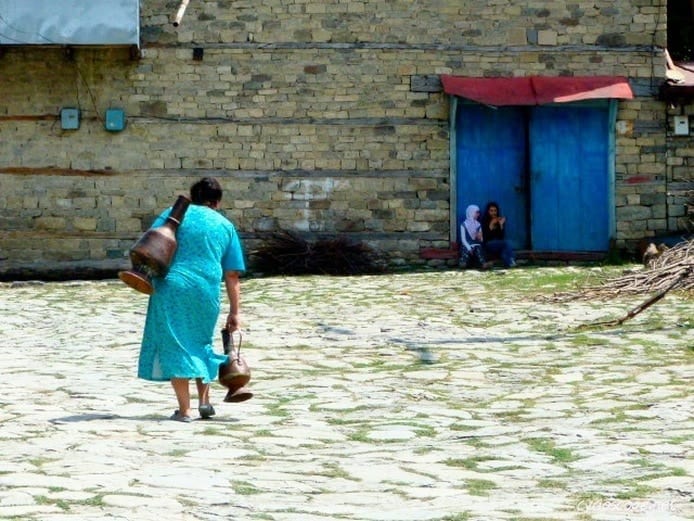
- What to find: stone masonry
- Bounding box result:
[0,1,692,278]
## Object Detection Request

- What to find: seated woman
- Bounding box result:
[481,201,516,268]
[459,204,488,269]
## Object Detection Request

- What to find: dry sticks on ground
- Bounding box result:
[551,239,693,302]
[605,239,692,295]
[249,231,385,276]
[550,238,693,303]
[549,239,693,328]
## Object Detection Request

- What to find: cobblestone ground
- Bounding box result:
[0,267,692,521]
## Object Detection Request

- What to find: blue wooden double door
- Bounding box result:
[455,100,616,251]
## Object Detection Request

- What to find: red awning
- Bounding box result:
[440,75,633,106]
[440,76,537,106]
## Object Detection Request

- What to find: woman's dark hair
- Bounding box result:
[484,201,500,214]
[482,202,499,224]
[190,177,223,205]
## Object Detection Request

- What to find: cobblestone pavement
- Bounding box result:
[0,267,692,521]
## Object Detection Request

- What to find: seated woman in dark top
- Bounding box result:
[481,201,516,268]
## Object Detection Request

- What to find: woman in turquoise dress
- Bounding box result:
[138,177,246,422]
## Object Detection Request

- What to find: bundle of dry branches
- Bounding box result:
[249,231,385,276]
[551,238,694,302]
[545,238,692,328]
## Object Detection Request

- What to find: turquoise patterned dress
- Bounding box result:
[137,204,246,382]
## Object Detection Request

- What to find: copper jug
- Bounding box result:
[118,195,191,295]
[219,328,253,403]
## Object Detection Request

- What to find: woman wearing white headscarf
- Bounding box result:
[459,204,488,269]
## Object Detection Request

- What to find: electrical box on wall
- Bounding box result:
[60,108,80,130]
[673,115,690,136]
[105,108,126,132]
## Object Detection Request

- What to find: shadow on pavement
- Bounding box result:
[48,414,242,424]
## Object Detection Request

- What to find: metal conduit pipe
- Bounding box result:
[173,0,190,27]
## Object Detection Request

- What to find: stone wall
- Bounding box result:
[0,0,691,278]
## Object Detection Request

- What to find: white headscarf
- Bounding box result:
[463,204,481,239]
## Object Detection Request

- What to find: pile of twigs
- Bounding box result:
[249,231,385,276]
[545,239,692,328]
[552,238,693,302]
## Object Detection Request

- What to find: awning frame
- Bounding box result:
[441,75,634,106]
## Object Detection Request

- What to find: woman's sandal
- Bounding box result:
[198,404,216,419]
[170,410,193,423]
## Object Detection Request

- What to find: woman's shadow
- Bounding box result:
[48,413,241,424]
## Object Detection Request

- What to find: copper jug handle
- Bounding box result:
[221,327,242,359]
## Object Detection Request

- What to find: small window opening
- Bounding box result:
[668,0,694,61]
